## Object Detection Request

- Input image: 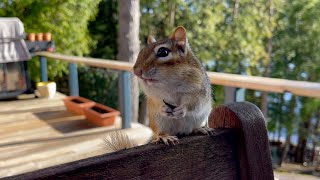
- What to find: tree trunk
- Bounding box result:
[167,0,176,29]
[282,96,295,163]
[296,139,307,163]
[277,127,282,142]
[296,120,310,163]
[260,93,268,117]
[281,133,291,163]
[233,0,240,18]
[117,0,140,122]
[260,0,273,119]
[311,111,320,163]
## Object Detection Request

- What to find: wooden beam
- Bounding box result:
[35,52,320,98]
[11,130,239,180]
[35,52,134,72]
[207,72,320,98]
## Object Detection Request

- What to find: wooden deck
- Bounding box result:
[10,101,274,180]
[0,93,152,178]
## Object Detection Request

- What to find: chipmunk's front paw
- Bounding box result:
[160,104,174,117]
[192,127,214,135]
[160,104,186,119]
[172,105,187,119]
[152,135,179,145]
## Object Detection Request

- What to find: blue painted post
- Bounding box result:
[39,56,48,82]
[119,71,131,129]
[68,63,79,96]
[236,88,246,102]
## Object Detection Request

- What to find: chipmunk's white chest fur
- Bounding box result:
[141,76,212,135]
[154,98,212,135]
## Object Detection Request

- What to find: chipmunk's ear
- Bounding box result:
[147,35,156,44]
[170,26,188,54]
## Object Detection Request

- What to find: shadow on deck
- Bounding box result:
[0,93,152,177]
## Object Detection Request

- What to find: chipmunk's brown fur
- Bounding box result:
[133,26,213,145]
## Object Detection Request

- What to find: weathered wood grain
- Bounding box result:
[207,72,320,98]
[2,95,274,179]
[35,52,134,72]
[0,93,152,177]
[9,130,239,180]
[210,101,274,180]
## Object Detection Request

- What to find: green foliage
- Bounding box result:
[140,0,271,74]
[140,0,273,107]
[89,0,118,59]
[272,0,320,82]
[1,0,319,147]
[268,0,320,141]
[0,0,101,82]
[78,67,118,109]
[78,0,119,107]
[140,0,320,145]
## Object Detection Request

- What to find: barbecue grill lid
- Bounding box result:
[0,17,31,63]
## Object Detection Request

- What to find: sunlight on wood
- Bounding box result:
[36,52,320,98]
[0,92,152,178]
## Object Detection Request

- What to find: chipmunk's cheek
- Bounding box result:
[140,79,159,86]
[148,80,160,86]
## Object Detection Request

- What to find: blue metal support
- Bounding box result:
[39,56,48,82]
[236,88,246,102]
[119,71,132,129]
[68,63,79,96]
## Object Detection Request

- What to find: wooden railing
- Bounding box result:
[36,52,133,72]
[36,52,320,97]
[35,52,320,128]
[207,72,320,98]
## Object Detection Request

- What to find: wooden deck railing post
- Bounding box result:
[236,88,246,102]
[68,63,79,96]
[224,86,236,103]
[224,87,246,103]
[119,71,132,129]
[39,56,48,82]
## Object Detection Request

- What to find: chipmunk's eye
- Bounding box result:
[156,47,171,58]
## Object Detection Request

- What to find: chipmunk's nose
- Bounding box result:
[133,67,143,77]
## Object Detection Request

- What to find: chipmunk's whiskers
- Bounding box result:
[129,74,136,80]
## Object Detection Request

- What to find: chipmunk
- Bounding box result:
[133,26,213,145]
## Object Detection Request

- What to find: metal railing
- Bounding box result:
[35,52,320,128]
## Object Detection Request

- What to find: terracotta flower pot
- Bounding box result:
[63,96,95,115]
[84,103,120,126]
[36,33,43,41]
[27,33,35,42]
[43,32,52,41]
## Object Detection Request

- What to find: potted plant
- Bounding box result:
[27,33,35,41]
[63,96,95,115]
[43,32,52,41]
[36,33,43,41]
[84,103,120,126]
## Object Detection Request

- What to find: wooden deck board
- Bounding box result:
[0,93,152,178]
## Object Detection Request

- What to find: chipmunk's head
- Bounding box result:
[133,26,202,95]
